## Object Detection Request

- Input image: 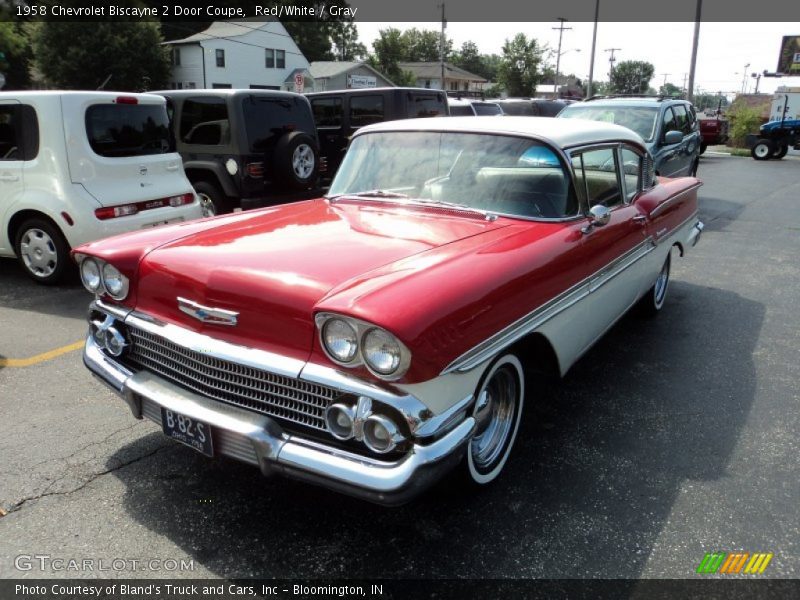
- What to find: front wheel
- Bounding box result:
[637,253,671,317]
[14,218,71,285]
[465,354,525,485]
[751,139,775,161]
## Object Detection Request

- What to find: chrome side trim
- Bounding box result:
[443,238,654,374]
[123,311,306,380]
[94,299,133,321]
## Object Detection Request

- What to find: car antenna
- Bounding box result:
[97,74,113,91]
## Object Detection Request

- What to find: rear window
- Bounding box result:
[473,102,502,116]
[242,95,316,152]
[85,103,173,157]
[407,93,447,118]
[496,101,534,116]
[448,104,474,116]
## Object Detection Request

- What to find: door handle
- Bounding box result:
[0,174,20,182]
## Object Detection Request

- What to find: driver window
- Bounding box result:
[572,148,622,208]
[0,106,20,160]
[662,107,678,141]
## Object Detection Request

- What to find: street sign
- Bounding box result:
[294,73,304,93]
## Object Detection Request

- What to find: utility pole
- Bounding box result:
[605,48,621,81]
[439,3,446,92]
[687,0,702,103]
[553,17,572,97]
[661,73,671,88]
[741,62,750,94]
[587,0,600,98]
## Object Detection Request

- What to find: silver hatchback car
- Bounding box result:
[558,96,701,178]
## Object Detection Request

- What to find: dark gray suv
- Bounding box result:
[157,90,320,214]
[558,96,701,178]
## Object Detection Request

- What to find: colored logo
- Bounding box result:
[696,552,773,575]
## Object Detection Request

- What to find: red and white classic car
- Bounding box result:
[76,117,703,505]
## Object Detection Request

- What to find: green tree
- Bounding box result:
[659,82,683,97]
[400,28,452,62]
[451,41,499,81]
[497,33,544,97]
[609,60,655,94]
[368,28,417,85]
[0,21,32,90]
[727,104,762,148]
[331,22,367,62]
[33,20,170,91]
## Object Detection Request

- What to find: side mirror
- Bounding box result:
[581,205,611,234]
[663,130,683,145]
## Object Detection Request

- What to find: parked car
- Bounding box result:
[698,112,729,154]
[156,90,320,215]
[0,91,203,284]
[306,87,448,179]
[448,97,504,116]
[558,96,701,178]
[494,98,569,117]
[76,116,703,505]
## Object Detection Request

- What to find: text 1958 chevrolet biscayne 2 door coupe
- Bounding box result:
[76,117,703,505]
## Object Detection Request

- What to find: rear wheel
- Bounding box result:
[637,253,671,317]
[772,143,789,159]
[14,218,71,285]
[751,139,775,161]
[192,180,230,216]
[699,142,707,155]
[464,354,525,485]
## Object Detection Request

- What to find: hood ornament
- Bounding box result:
[178,297,238,326]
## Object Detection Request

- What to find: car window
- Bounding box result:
[672,104,691,135]
[330,132,577,219]
[620,147,642,202]
[85,103,173,157]
[408,94,447,118]
[473,103,502,116]
[311,97,343,127]
[350,96,384,127]
[448,104,474,116]
[662,107,679,139]
[0,105,20,160]
[559,105,660,142]
[570,147,622,208]
[179,97,229,146]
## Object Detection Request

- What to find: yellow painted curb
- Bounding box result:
[0,341,84,368]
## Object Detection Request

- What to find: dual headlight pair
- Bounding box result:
[316,313,411,380]
[77,255,129,300]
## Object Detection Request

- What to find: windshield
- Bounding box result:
[559,105,659,142]
[85,104,173,157]
[329,131,578,219]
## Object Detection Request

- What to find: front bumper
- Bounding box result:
[84,336,474,506]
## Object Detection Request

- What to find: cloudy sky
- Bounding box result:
[355,21,799,97]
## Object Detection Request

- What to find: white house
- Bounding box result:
[309,61,394,91]
[163,19,314,92]
[397,62,487,93]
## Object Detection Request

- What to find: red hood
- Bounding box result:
[132,198,510,361]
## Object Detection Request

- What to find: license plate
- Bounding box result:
[161,408,213,457]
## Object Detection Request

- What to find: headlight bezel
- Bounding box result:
[76,254,130,301]
[315,312,411,380]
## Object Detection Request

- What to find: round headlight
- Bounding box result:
[322,318,358,363]
[101,263,128,300]
[362,328,402,375]
[80,259,102,293]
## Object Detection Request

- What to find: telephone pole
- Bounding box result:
[439,3,447,91]
[553,17,572,96]
[605,48,621,81]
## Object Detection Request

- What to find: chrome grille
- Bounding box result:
[125,326,342,431]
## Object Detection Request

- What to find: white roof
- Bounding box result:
[165,19,276,44]
[356,116,647,149]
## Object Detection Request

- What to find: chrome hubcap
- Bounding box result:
[20,228,58,278]
[471,366,517,472]
[197,193,216,217]
[292,144,315,179]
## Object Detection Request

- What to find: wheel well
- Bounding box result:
[672,241,684,257]
[7,210,66,250]
[185,169,221,190]
[508,332,561,379]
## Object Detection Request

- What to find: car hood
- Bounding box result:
[133,198,510,362]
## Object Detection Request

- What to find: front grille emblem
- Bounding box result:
[178,297,238,326]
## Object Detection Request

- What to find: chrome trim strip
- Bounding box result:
[93,299,133,321]
[177,297,239,327]
[443,238,654,374]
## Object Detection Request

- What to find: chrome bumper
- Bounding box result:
[688,220,704,248]
[84,337,474,505]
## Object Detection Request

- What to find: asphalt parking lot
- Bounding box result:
[1,153,799,580]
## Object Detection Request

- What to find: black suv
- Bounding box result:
[306,87,448,180]
[157,90,320,214]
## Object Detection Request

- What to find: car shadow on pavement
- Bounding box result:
[108,282,764,579]
[0,258,85,319]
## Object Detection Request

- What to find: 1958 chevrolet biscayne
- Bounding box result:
[76,117,703,505]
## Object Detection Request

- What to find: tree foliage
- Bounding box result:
[609,60,655,94]
[727,104,762,148]
[659,82,683,97]
[0,21,32,89]
[33,20,170,91]
[497,33,544,97]
[451,41,500,81]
